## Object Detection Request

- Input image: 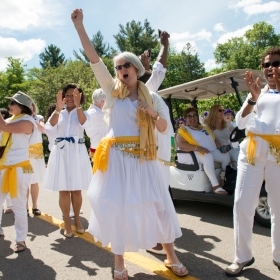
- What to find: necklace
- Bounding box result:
[188,125,203,131]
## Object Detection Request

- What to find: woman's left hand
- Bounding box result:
[73,88,82,108]
[138,98,155,116]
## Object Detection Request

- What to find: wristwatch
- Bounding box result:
[152,112,160,121]
[247,98,257,105]
[54,110,61,115]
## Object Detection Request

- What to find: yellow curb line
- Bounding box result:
[36,211,197,280]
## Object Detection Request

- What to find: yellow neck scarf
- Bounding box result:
[178,126,215,155]
[0,114,25,166]
[247,131,280,165]
[111,80,156,162]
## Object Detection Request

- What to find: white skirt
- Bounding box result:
[30,157,46,184]
[43,142,92,191]
[87,148,182,255]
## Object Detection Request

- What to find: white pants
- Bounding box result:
[196,149,230,187]
[5,193,12,208]
[234,142,280,263]
[0,168,31,242]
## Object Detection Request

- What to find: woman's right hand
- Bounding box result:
[244,71,261,101]
[56,91,65,111]
[71,8,83,26]
[196,146,210,154]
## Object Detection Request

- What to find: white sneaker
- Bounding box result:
[80,209,83,214]
[69,209,75,218]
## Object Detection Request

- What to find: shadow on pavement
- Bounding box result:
[174,200,270,237]
[0,239,56,280]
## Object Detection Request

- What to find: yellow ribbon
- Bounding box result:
[0,160,33,198]
[177,126,215,155]
[29,143,44,159]
[247,131,280,165]
[111,80,156,162]
[93,136,140,173]
[0,114,25,166]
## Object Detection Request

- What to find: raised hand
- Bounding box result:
[159,31,170,46]
[73,88,82,108]
[140,51,151,71]
[56,91,65,111]
[71,8,83,26]
[244,71,261,100]
[273,67,280,91]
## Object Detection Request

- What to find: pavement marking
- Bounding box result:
[37,211,198,280]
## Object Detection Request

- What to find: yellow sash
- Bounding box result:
[111,80,156,162]
[93,136,140,173]
[29,143,44,159]
[247,131,280,165]
[0,160,33,198]
[177,126,215,155]
[0,114,25,166]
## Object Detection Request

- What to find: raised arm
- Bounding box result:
[156,31,169,68]
[0,115,33,134]
[71,9,100,64]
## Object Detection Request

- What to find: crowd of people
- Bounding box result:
[0,7,280,279]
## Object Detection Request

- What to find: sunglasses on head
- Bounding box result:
[262,60,280,69]
[218,109,224,112]
[186,114,198,119]
[9,100,18,106]
[115,62,131,71]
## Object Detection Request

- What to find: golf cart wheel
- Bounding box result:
[254,194,271,228]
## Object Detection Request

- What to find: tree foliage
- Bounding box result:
[114,19,158,58]
[39,44,66,69]
[214,22,280,70]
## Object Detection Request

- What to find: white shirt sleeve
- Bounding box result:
[145,61,166,93]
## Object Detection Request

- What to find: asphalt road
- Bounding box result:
[0,188,278,280]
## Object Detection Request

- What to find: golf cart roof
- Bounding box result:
[158,69,266,100]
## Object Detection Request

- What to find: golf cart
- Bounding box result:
[158,69,271,228]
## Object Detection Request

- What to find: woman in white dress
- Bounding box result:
[26,102,46,216]
[43,84,92,238]
[0,91,36,252]
[72,8,187,279]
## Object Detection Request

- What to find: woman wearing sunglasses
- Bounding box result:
[0,91,37,252]
[225,48,280,276]
[177,107,230,195]
[72,9,187,279]
[204,105,239,167]
[43,83,92,238]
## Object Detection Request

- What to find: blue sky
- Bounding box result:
[0,0,280,72]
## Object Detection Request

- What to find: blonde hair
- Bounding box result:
[204,104,227,130]
[31,101,39,115]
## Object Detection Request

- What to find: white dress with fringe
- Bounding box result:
[43,109,92,191]
[87,98,182,255]
[30,115,46,184]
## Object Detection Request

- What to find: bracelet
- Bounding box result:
[152,112,160,121]
[54,110,60,115]
[76,106,82,110]
[247,98,257,105]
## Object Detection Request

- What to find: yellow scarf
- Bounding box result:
[247,131,280,165]
[111,80,156,162]
[93,136,140,173]
[178,126,215,155]
[0,160,33,198]
[0,114,25,166]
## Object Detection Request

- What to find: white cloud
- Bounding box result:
[170,29,212,52]
[0,0,65,31]
[229,0,280,16]
[204,59,220,71]
[212,25,252,48]
[214,23,226,32]
[0,36,46,70]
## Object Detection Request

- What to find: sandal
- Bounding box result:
[114,268,128,280]
[164,260,188,277]
[14,242,26,253]
[32,208,41,216]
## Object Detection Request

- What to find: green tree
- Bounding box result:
[39,44,66,69]
[113,19,158,57]
[214,22,280,70]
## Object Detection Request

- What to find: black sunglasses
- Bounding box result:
[115,62,131,71]
[218,109,224,112]
[186,114,198,119]
[262,60,280,69]
[9,100,18,106]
